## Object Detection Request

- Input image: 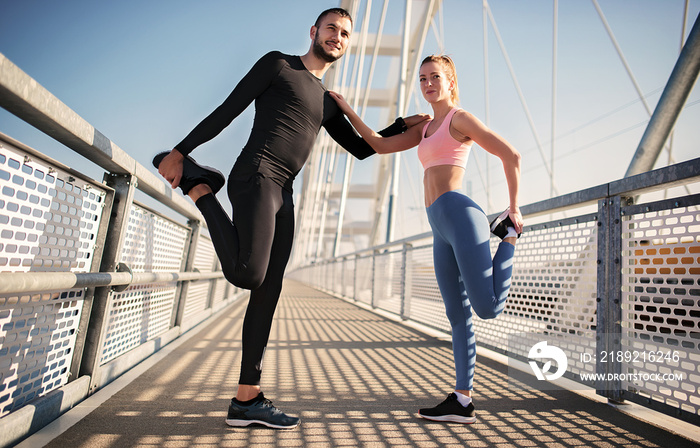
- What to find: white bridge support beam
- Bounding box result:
[292,0,443,265]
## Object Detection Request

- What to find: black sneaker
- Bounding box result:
[225,393,300,429]
[418,393,477,424]
[152,151,225,195]
[489,208,521,240]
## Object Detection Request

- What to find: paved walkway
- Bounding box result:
[23,280,699,447]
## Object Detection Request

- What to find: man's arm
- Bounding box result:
[157,52,284,188]
[325,91,426,156]
[323,113,412,159]
[174,51,285,156]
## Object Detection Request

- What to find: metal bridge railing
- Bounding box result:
[0,53,247,446]
[288,157,700,427]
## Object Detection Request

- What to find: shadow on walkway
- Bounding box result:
[42,280,697,448]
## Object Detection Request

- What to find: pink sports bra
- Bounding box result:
[417,108,472,171]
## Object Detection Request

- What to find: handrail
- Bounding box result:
[313,157,700,262]
[331,231,433,259]
[520,156,700,217]
[0,271,225,295]
[0,52,201,221]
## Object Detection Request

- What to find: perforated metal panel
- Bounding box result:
[405,244,449,332]
[99,283,178,365]
[476,215,599,380]
[192,236,216,272]
[621,198,700,416]
[182,233,218,321]
[0,140,108,417]
[355,255,373,305]
[334,261,345,295]
[330,261,342,296]
[343,257,355,299]
[181,280,209,323]
[210,278,229,307]
[334,258,347,298]
[99,204,189,365]
[0,289,84,416]
[373,250,402,314]
[195,235,239,310]
[0,146,106,273]
[120,205,189,273]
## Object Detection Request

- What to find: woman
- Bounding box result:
[329,54,523,424]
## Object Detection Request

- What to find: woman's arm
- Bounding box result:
[324,115,415,160]
[328,91,425,154]
[452,110,524,232]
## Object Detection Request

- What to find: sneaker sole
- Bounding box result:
[225,418,300,429]
[490,209,510,232]
[418,413,476,424]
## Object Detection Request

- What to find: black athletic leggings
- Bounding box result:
[195,171,294,385]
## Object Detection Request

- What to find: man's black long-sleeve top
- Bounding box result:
[175,51,402,192]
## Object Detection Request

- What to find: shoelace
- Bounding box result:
[260,398,283,414]
[439,393,457,406]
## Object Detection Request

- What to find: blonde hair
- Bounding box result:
[420,54,460,105]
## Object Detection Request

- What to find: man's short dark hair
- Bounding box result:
[314,8,353,28]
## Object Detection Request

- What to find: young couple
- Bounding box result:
[154,7,522,430]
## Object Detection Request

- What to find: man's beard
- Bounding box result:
[313,35,342,63]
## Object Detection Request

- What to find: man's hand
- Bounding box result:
[158,149,185,189]
[404,113,431,129]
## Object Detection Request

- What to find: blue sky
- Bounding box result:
[1,0,699,236]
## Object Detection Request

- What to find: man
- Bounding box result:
[154,8,427,429]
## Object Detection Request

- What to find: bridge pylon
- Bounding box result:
[292,0,443,266]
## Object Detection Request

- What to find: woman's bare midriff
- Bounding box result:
[423,165,466,207]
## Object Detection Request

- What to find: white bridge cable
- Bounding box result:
[404,0,441,116]
[330,0,373,256]
[360,0,389,116]
[591,0,678,166]
[313,0,364,257]
[482,0,491,211]
[484,0,560,196]
[470,98,699,190]
[334,0,391,256]
[393,2,447,221]
[308,134,333,259]
[307,0,363,259]
[551,0,558,198]
[591,0,652,116]
[430,3,445,53]
[395,2,447,219]
[315,144,342,258]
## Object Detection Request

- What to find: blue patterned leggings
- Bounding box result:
[426,190,516,390]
